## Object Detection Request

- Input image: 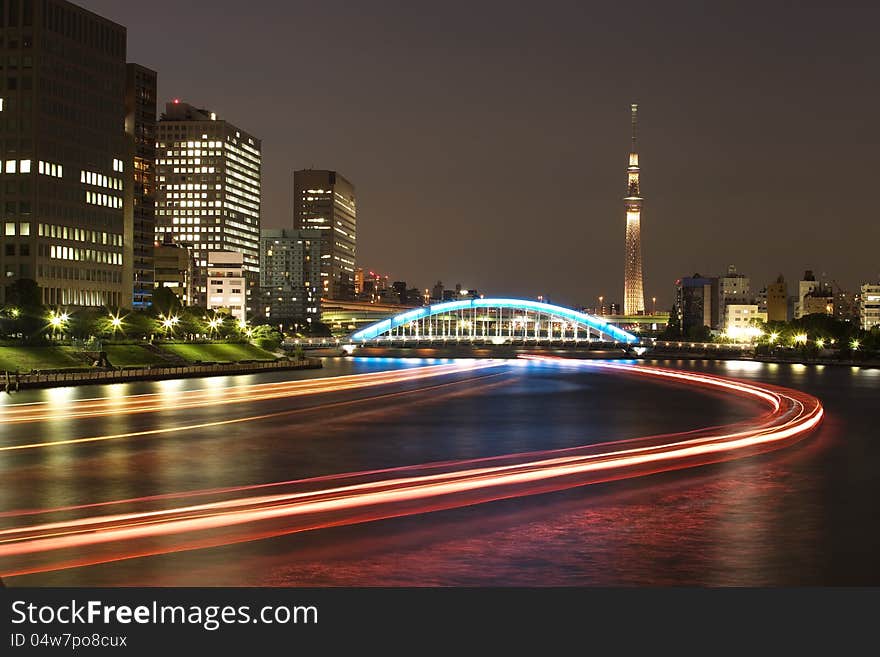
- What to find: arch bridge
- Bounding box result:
[349,298,640,345]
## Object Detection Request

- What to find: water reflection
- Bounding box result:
[3,358,879,586]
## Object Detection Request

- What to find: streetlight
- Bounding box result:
[794,333,808,346]
[598,296,604,315]
[9,308,20,318]
[161,315,177,338]
[768,332,779,344]
[109,313,123,334]
[48,310,69,330]
[652,296,657,315]
[851,339,860,350]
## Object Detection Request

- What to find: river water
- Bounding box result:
[1,357,877,586]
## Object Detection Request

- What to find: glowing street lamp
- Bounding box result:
[815,338,825,349]
[109,314,123,334]
[768,332,779,344]
[9,307,20,318]
[48,311,69,330]
[794,333,808,346]
[160,315,178,337]
[851,339,860,350]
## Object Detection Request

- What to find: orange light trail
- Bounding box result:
[0,360,503,426]
[0,357,822,578]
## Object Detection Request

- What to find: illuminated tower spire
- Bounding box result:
[623,103,645,316]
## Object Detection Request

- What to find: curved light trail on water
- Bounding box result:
[0,360,502,426]
[0,357,823,578]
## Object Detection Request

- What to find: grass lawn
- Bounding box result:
[0,346,84,372]
[160,342,277,364]
[103,344,169,368]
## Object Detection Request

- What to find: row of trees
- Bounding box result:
[0,279,300,350]
[659,308,880,353]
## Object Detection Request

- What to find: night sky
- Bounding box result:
[79,0,879,308]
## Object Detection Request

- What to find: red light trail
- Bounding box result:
[0,357,822,578]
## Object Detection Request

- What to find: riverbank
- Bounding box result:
[2,357,322,390]
[342,344,880,368]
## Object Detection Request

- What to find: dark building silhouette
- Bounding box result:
[293,170,356,300]
[125,63,157,309]
[0,0,131,308]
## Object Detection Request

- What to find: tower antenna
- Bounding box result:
[631,103,638,151]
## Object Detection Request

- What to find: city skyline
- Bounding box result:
[4,0,880,615]
[70,0,880,309]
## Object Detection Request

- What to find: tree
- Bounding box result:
[249,324,282,351]
[3,279,46,343]
[5,278,42,310]
[151,286,182,316]
[686,324,712,342]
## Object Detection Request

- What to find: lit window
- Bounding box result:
[5,223,15,236]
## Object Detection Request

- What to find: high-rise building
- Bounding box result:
[720,264,751,303]
[206,251,245,324]
[724,304,767,337]
[155,101,261,311]
[719,264,751,328]
[623,103,645,316]
[802,290,834,316]
[153,236,191,305]
[795,270,818,319]
[259,228,322,326]
[0,0,131,308]
[860,283,880,331]
[125,63,157,309]
[766,275,788,322]
[293,170,356,300]
[674,274,720,334]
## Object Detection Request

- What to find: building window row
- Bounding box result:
[81,169,123,191]
[85,190,122,209]
[1,159,33,174]
[4,222,30,236]
[50,244,122,265]
[37,160,63,177]
[38,223,122,246]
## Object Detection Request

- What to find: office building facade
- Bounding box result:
[155,101,261,311]
[153,236,191,305]
[675,274,720,335]
[0,0,131,308]
[206,250,245,324]
[766,275,788,322]
[259,228,321,325]
[860,283,880,331]
[125,63,157,309]
[293,169,356,300]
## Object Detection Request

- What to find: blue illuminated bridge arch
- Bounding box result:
[349,298,640,344]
